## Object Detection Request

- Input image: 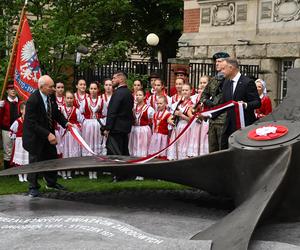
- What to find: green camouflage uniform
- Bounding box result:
[200,76,227,152]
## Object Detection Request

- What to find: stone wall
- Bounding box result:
[179,0,300,106]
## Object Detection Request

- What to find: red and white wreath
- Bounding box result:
[248,125,288,141]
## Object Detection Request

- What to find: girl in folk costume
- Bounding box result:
[0,82,21,169]
[74,79,89,108]
[102,79,113,108]
[80,82,105,179]
[147,79,171,111]
[9,102,28,182]
[54,82,65,160]
[255,79,272,119]
[129,89,155,157]
[55,82,65,110]
[167,83,194,160]
[145,72,160,100]
[171,78,184,104]
[60,91,85,179]
[132,79,143,104]
[188,76,210,157]
[148,96,172,160]
[100,79,113,155]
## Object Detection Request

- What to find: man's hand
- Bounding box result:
[103,130,109,137]
[48,133,57,145]
[0,100,4,108]
[238,101,247,109]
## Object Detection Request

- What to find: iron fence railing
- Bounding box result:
[74,60,260,91]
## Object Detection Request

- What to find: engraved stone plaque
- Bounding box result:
[201,7,211,24]
[261,1,272,19]
[237,4,248,21]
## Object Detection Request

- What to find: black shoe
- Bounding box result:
[3,160,10,170]
[45,183,66,191]
[28,188,39,198]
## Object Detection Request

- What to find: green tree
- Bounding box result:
[0,0,183,87]
[129,0,183,62]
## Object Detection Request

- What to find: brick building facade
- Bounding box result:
[178,0,300,106]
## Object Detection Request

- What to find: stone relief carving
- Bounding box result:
[274,0,300,22]
[212,2,235,26]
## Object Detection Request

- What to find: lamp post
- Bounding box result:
[146,33,160,90]
[146,33,161,63]
[75,45,88,65]
[74,45,88,87]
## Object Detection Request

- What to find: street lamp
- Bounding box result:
[146,33,159,46]
[146,33,162,64]
[75,45,88,65]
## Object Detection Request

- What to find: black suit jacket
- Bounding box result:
[106,85,134,134]
[23,90,68,156]
[222,75,261,135]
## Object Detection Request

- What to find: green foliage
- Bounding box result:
[0,0,182,85]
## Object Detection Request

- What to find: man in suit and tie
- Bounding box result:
[23,75,72,197]
[103,71,134,156]
[219,58,261,148]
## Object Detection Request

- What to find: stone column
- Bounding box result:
[260,59,279,107]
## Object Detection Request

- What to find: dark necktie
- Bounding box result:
[230,80,234,99]
[46,96,53,130]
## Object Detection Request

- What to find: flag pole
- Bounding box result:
[0,1,28,100]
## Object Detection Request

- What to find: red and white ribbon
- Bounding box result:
[129,101,245,164]
[67,100,245,164]
[201,100,245,129]
[128,115,198,163]
[68,126,124,162]
[68,126,97,156]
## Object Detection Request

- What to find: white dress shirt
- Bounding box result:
[39,90,48,111]
[231,72,241,95]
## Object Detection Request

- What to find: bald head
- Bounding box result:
[38,75,55,95]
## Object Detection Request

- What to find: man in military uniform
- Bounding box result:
[200,52,230,152]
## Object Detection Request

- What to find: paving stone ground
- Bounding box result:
[0,189,299,249]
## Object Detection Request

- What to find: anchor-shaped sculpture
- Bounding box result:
[1,69,300,250]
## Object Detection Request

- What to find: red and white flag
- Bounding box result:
[14,15,40,100]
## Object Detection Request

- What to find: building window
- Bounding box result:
[278,59,294,104]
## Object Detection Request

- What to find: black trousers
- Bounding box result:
[106,132,129,156]
[27,144,58,190]
[220,133,230,150]
[106,132,130,180]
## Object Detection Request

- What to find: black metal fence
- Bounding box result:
[74,60,260,90]
[74,61,172,89]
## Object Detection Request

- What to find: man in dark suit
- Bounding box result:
[23,75,72,197]
[103,71,134,156]
[220,58,261,148]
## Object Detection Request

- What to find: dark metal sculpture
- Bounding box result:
[1,69,300,250]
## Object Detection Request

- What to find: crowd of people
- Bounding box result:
[0,52,273,197]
